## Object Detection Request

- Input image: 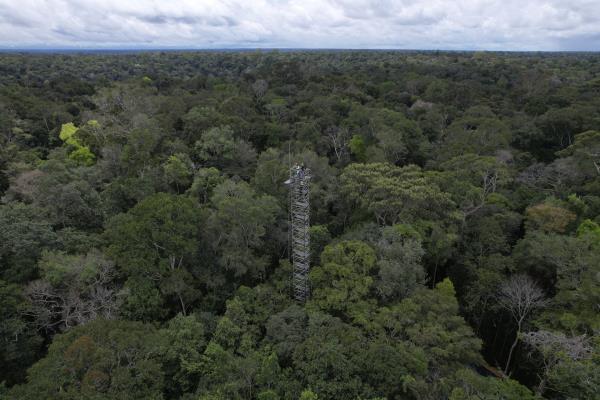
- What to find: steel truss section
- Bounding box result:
[289,166,311,302]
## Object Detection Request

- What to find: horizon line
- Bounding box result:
[0,47,599,54]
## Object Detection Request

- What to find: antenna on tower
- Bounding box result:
[285,163,311,302]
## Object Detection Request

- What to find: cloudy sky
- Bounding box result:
[0,0,599,51]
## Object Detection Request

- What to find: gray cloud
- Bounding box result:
[0,0,598,50]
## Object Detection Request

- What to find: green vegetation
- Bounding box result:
[0,50,599,399]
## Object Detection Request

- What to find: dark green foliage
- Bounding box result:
[206,180,280,279]
[1,51,599,399]
[0,202,57,282]
[0,281,43,386]
[9,319,164,400]
[374,225,426,302]
[106,193,204,316]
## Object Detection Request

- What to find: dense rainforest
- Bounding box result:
[0,50,599,400]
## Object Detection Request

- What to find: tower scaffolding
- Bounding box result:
[287,165,311,302]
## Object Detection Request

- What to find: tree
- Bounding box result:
[373,125,407,165]
[106,193,203,315]
[265,305,308,363]
[292,311,368,399]
[182,106,225,141]
[299,389,319,400]
[576,219,600,241]
[27,160,103,230]
[436,153,509,220]
[0,280,43,386]
[293,149,338,225]
[309,225,332,266]
[323,126,350,164]
[198,295,285,399]
[437,107,511,162]
[119,276,166,322]
[25,249,118,333]
[348,135,367,162]
[557,130,600,177]
[252,79,269,101]
[522,330,595,397]
[58,122,96,166]
[524,203,577,234]
[449,368,536,400]
[157,313,207,397]
[495,274,547,375]
[9,319,164,400]
[163,153,193,192]
[252,147,288,200]
[207,180,280,279]
[200,341,283,399]
[339,163,456,226]
[0,202,57,283]
[120,128,163,179]
[37,178,103,229]
[266,98,288,122]
[368,107,429,165]
[537,107,588,153]
[187,167,224,204]
[514,231,599,332]
[309,240,377,324]
[194,126,257,179]
[359,338,427,399]
[372,279,484,398]
[374,225,426,302]
[516,158,580,196]
[195,126,235,167]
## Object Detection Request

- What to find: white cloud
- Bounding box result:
[0,0,598,50]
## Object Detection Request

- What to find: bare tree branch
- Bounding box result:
[495,274,547,375]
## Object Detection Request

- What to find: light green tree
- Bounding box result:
[309,240,377,324]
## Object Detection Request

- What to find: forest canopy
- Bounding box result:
[0,50,599,400]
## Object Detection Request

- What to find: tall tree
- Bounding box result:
[495,274,547,375]
[106,193,204,316]
[207,180,280,279]
[9,319,164,400]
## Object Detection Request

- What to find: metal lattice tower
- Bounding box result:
[287,165,311,302]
